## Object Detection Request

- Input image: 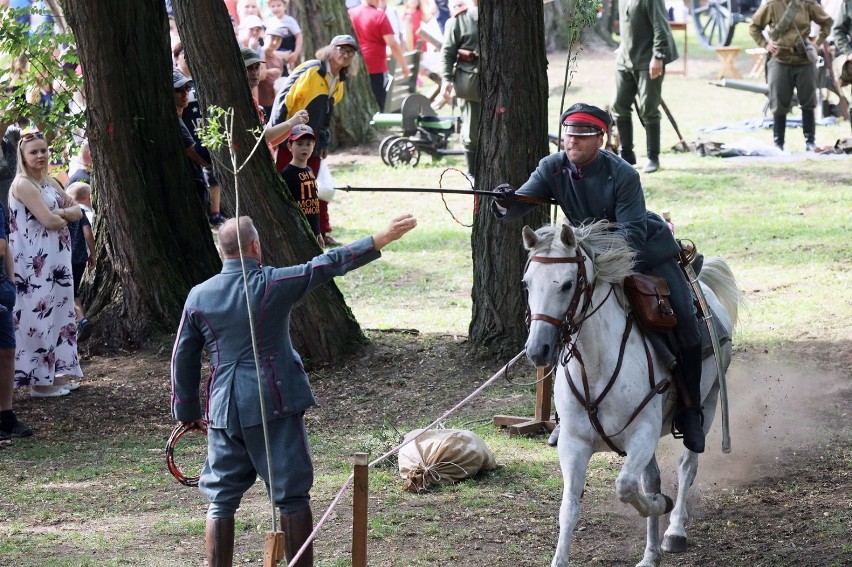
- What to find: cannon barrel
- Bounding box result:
[710,79,769,95]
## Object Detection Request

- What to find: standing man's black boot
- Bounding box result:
[642,122,661,173]
[616,118,636,165]
[802,108,816,151]
[773,113,787,150]
[205,517,235,567]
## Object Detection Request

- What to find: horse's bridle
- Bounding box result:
[525,247,669,456]
[525,248,596,340]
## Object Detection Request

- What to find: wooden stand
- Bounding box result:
[714,47,742,80]
[493,367,556,436]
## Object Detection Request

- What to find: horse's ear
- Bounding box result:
[561,223,577,248]
[522,226,538,250]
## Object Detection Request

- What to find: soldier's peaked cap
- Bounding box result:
[560,103,612,133]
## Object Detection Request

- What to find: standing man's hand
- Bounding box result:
[649,57,664,80]
[766,39,779,56]
[441,81,454,103]
[373,214,417,250]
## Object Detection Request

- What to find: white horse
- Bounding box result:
[522,220,739,567]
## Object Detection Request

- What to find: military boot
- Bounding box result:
[802,108,816,151]
[465,150,477,183]
[672,343,705,453]
[642,122,661,173]
[205,517,235,567]
[773,114,786,150]
[616,118,636,165]
[281,506,314,566]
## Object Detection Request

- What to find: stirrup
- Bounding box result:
[671,406,704,439]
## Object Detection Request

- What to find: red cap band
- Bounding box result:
[563,112,607,133]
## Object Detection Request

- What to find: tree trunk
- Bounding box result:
[469,0,550,357]
[61,0,221,347]
[173,0,369,363]
[294,0,376,148]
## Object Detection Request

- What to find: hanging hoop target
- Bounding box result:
[166,421,208,487]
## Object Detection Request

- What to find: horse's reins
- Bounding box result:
[526,249,670,456]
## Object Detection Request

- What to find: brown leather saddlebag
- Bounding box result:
[623,274,678,333]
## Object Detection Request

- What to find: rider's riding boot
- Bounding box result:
[205,517,235,567]
[465,150,477,181]
[802,108,816,151]
[616,118,636,165]
[673,343,705,453]
[642,122,660,173]
[280,506,314,566]
[773,113,786,151]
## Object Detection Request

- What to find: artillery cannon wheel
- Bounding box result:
[379,135,401,166]
[692,0,737,47]
[386,137,421,167]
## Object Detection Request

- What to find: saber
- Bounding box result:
[679,245,732,454]
[340,185,556,205]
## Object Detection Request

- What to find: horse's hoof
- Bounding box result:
[635,554,661,567]
[662,534,688,553]
[662,494,674,514]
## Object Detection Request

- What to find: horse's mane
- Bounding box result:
[531,220,637,284]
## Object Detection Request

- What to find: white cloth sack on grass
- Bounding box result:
[316,160,336,202]
[398,428,497,493]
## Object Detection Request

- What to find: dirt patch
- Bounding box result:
[9,332,851,566]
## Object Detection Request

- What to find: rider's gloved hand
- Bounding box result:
[493,183,517,209]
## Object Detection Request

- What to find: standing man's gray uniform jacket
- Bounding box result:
[171,238,380,428]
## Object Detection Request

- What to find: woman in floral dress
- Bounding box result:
[9,131,84,398]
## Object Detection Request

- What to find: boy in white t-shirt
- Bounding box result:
[264,0,303,72]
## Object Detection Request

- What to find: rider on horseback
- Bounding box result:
[492,102,706,453]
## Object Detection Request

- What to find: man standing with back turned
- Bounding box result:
[171,213,416,566]
[611,0,678,173]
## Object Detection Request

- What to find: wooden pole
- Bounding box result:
[352,452,369,567]
[263,531,285,567]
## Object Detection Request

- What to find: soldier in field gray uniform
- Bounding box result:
[611,0,678,173]
[749,0,832,151]
[171,214,416,567]
[491,104,706,455]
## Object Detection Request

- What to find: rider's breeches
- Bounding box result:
[645,257,701,348]
[202,410,314,518]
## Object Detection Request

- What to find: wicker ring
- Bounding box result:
[166,421,207,487]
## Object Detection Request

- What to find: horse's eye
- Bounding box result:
[561,281,574,293]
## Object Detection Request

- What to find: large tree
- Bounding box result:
[468,0,550,357]
[57,0,370,363]
[61,0,221,346]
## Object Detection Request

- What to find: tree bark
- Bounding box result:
[469,0,550,357]
[173,0,369,363]
[61,0,221,347]
[294,0,376,147]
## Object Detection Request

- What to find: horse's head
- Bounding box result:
[522,221,591,367]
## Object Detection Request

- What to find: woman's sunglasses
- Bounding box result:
[21,131,46,142]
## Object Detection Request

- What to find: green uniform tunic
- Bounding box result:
[441,7,480,152]
[748,0,833,114]
[611,0,678,125]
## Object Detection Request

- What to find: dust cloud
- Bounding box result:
[655,355,851,488]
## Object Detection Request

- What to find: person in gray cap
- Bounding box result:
[491,103,707,455]
[269,35,361,247]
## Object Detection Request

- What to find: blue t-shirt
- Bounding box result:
[67,207,91,265]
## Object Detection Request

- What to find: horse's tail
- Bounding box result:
[698,257,741,331]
